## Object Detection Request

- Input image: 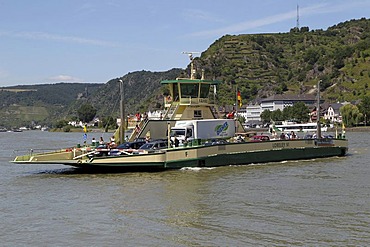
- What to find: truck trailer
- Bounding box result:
[170,119,236,142]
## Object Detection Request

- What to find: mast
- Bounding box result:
[119,79,125,144]
[316,80,321,139]
[235,84,238,112]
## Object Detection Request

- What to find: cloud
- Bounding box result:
[48,75,82,82]
[0,31,119,47]
[182,9,224,23]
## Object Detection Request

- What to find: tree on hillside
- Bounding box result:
[99,116,117,131]
[340,104,362,127]
[271,109,284,121]
[282,106,293,121]
[260,103,309,124]
[260,110,272,123]
[77,103,97,123]
[291,102,310,123]
[358,95,370,125]
[54,119,69,129]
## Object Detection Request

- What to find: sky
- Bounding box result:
[1,0,370,87]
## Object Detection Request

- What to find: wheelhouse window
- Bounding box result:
[199,84,210,98]
[180,83,199,98]
[194,110,202,118]
[173,84,179,101]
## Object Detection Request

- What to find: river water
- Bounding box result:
[0,131,369,246]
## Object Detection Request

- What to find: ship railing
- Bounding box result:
[13,146,95,158]
[12,148,71,162]
[179,98,209,104]
[13,148,67,156]
[73,150,96,160]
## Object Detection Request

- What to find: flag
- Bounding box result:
[342,122,346,134]
[237,90,242,107]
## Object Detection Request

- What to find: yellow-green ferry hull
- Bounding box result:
[12,139,348,171]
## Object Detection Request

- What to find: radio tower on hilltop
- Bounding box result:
[296,4,300,31]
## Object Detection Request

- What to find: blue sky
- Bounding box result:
[1,0,369,87]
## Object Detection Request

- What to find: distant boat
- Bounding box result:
[41,127,49,131]
[271,121,328,133]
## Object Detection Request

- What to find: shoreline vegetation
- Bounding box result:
[49,127,115,133]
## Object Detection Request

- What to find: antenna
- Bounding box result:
[182,52,200,79]
[296,4,300,31]
[182,51,200,61]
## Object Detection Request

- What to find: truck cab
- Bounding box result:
[170,125,193,142]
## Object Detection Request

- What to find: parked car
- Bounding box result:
[136,140,168,154]
[250,135,270,142]
[108,140,146,156]
[204,139,228,146]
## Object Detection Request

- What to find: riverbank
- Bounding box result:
[342,126,370,132]
[49,127,115,133]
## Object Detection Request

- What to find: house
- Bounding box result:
[322,103,343,123]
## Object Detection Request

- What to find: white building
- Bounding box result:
[322,103,343,123]
[242,94,319,123]
[242,104,262,122]
[260,94,317,112]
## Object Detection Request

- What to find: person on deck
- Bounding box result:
[109,136,116,148]
[92,137,98,146]
[99,137,105,144]
[174,136,180,147]
[135,125,141,138]
[280,132,286,140]
[290,131,297,139]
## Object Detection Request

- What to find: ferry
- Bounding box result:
[12,54,348,171]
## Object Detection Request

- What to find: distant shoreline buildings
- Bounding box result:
[237,94,349,127]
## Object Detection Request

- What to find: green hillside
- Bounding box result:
[198,18,370,104]
[85,68,184,118]
[0,83,103,128]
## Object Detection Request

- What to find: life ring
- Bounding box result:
[167,95,172,102]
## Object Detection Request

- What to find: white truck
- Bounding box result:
[170,119,236,142]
